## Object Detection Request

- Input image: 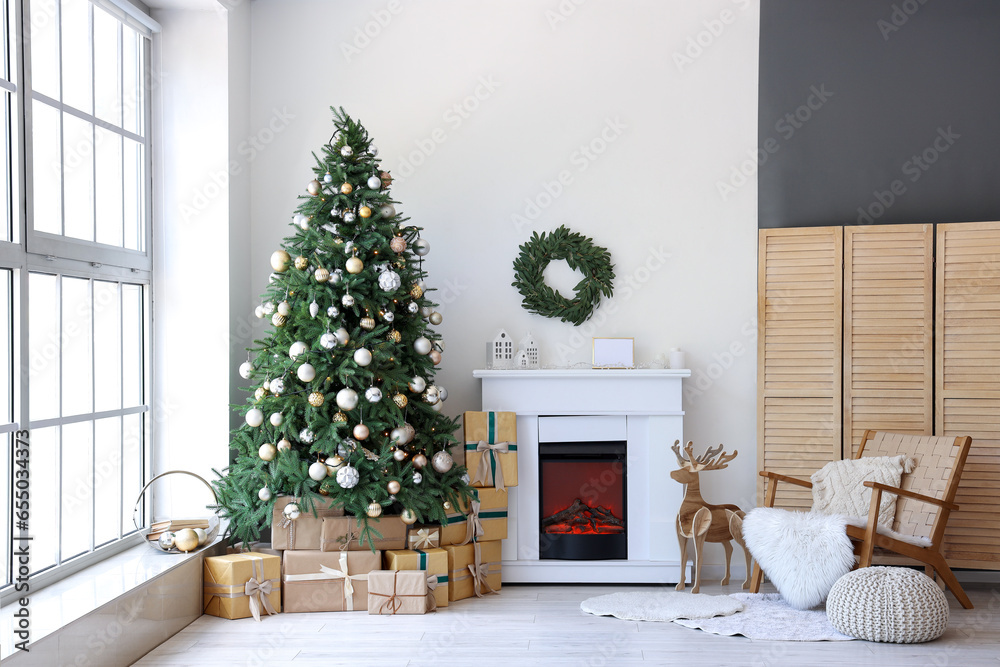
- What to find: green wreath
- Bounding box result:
[512,225,615,326]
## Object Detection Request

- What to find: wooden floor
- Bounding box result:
[133,581,1000,666]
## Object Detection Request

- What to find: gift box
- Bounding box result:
[443,540,502,601]
[436,504,469,547]
[368,570,437,615]
[384,547,449,608]
[282,549,380,612]
[272,496,344,550]
[320,515,407,552]
[465,488,509,543]
[464,411,518,489]
[203,552,281,621]
[407,526,441,550]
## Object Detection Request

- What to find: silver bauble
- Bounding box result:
[367,175,382,190]
[342,294,355,307]
[327,305,339,318]
[429,311,443,325]
[158,531,176,550]
[268,377,285,395]
[407,302,419,314]
[432,450,454,473]
[412,472,423,484]
[438,387,448,402]
[382,311,394,323]
[283,502,301,520]
[343,211,356,223]
[379,204,396,218]
[365,387,383,403]
[414,239,431,256]
[299,428,315,444]
[369,145,379,156]
[340,145,354,157]
[323,172,333,183]
[332,269,344,284]
[320,332,337,349]
[460,473,471,485]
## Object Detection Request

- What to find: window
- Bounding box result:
[1,0,156,598]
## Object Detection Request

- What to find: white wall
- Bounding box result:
[246,0,760,566]
[151,8,232,516]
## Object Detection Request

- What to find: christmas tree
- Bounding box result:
[215,107,472,547]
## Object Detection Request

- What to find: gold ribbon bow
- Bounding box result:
[283,552,368,611]
[468,542,497,598]
[244,558,277,622]
[459,500,485,546]
[409,527,437,549]
[472,440,511,491]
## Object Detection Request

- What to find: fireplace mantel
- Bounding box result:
[472,368,690,583]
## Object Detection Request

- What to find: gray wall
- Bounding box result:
[758,0,1000,228]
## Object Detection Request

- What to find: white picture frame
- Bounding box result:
[592,337,634,369]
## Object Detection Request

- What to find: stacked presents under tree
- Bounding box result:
[204,410,517,618]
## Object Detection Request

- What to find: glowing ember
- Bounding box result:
[542,498,624,535]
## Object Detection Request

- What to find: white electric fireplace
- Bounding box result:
[472,368,689,583]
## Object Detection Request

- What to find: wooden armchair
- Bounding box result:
[750,429,974,609]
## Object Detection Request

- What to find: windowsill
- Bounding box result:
[0,539,221,662]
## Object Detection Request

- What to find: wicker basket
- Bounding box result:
[133,470,220,553]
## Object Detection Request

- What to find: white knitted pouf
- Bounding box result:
[826,567,949,643]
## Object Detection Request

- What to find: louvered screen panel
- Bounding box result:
[844,225,933,458]
[758,228,842,507]
[936,221,1000,568]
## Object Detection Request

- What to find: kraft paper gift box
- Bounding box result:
[464,411,518,490]
[272,496,344,550]
[367,570,438,615]
[203,552,281,621]
[443,540,502,601]
[320,515,407,552]
[406,526,441,550]
[466,488,508,543]
[282,549,380,612]
[436,503,469,547]
[384,547,449,608]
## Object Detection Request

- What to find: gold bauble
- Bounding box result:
[412,453,428,469]
[333,411,348,423]
[314,267,330,283]
[387,480,401,495]
[410,284,423,299]
[400,509,418,525]
[277,438,292,451]
[387,330,402,343]
[294,255,309,270]
[353,423,370,440]
[270,250,291,272]
[174,528,200,553]
[359,206,372,218]
[271,313,287,327]
[307,179,321,196]
[393,393,408,408]
[367,502,383,518]
[340,182,353,195]
[308,391,325,407]
[443,501,453,511]
[254,386,268,401]
[360,317,376,330]
[346,257,364,274]
[318,487,329,496]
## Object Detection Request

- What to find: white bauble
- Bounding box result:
[299,428,315,444]
[277,438,292,451]
[343,241,355,254]
[336,388,359,410]
[289,341,308,360]
[460,472,471,485]
[353,348,372,366]
[259,443,277,461]
[258,487,272,501]
[378,270,401,292]
[309,301,320,318]
[412,472,422,484]
[254,305,265,319]
[269,378,285,395]
[262,301,276,314]
[342,294,355,307]
[390,427,409,445]
[414,337,432,355]
[414,239,430,256]
[320,332,337,349]
[367,175,382,190]
[408,376,426,393]
[365,387,383,403]
[283,502,301,520]
[432,400,444,412]
[308,460,328,481]
[327,305,339,318]
[335,327,350,346]
[239,361,252,379]
[269,273,279,284]
[336,465,360,489]
[342,211,356,223]
[245,408,263,427]
[297,363,316,382]
[277,301,291,316]
[269,412,283,426]
[432,450,454,473]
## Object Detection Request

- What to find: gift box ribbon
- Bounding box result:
[283,552,369,611]
[203,555,278,622]
[408,527,438,549]
[459,500,509,545]
[371,571,439,615]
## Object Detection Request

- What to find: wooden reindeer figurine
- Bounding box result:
[670,440,751,594]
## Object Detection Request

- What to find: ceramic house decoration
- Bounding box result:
[518,332,539,369]
[490,329,514,369]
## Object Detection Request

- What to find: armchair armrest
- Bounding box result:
[758,470,813,489]
[862,481,959,512]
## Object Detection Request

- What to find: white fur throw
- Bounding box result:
[742,508,856,610]
[811,455,915,529]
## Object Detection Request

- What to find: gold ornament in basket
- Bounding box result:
[133,470,221,553]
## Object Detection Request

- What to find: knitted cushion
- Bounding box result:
[827,567,949,643]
